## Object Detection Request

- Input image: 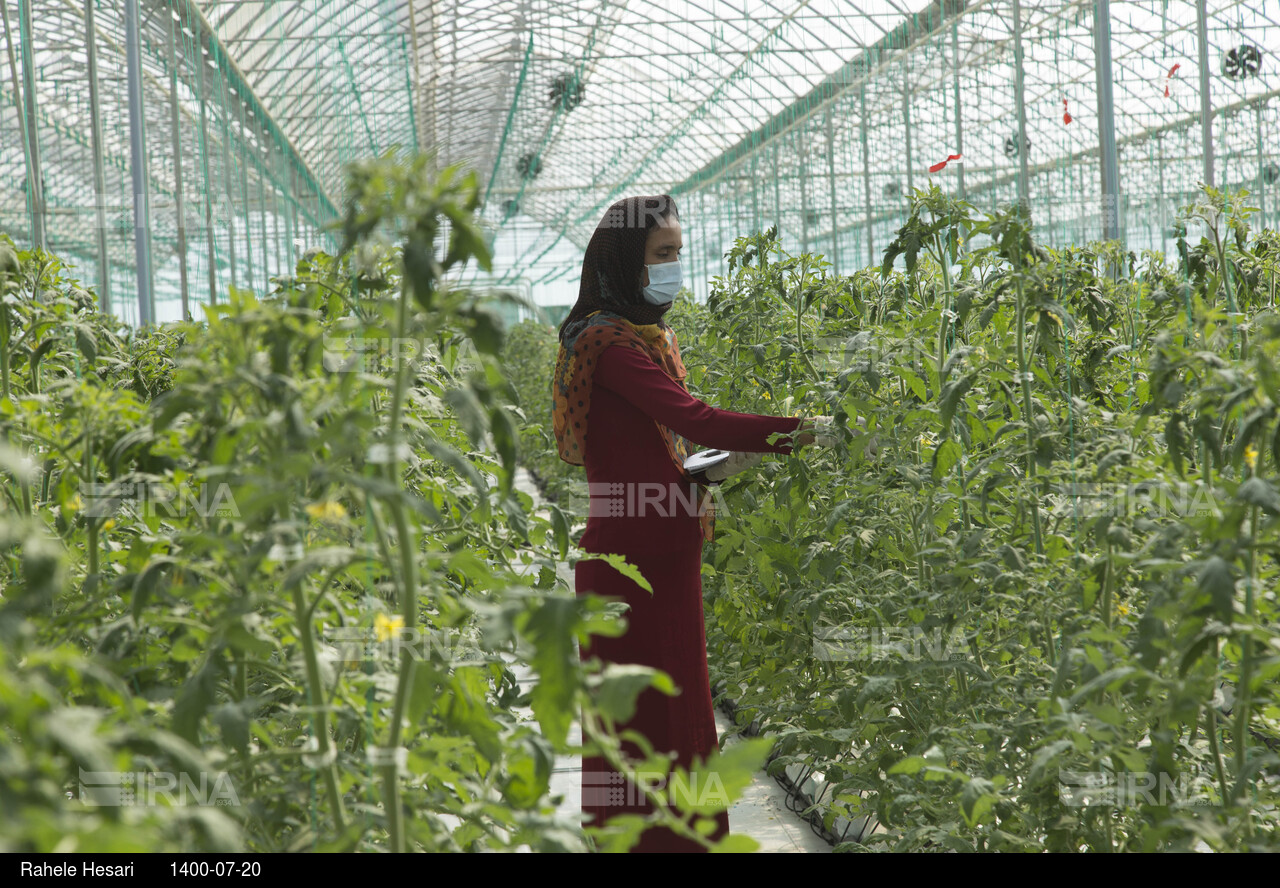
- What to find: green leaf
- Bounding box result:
[490,405,519,497]
[960,777,997,827]
[711,834,761,853]
[549,504,570,561]
[932,439,962,481]
[210,700,252,754]
[131,557,174,622]
[1198,556,1236,623]
[406,661,441,726]
[889,756,925,776]
[172,656,222,745]
[459,305,505,356]
[445,385,488,447]
[575,552,652,594]
[669,737,773,816]
[902,371,928,403]
[1027,739,1074,784]
[526,596,585,747]
[403,239,438,311]
[74,325,98,364]
[439,666,503,762]
[594,664,676,724]
[1236,477,1280,515]
[44,708,112,774]
[939,375,973,435]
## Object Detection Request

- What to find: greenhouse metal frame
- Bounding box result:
[3,0,1280,318]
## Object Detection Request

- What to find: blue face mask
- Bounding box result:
[642,259,682,305]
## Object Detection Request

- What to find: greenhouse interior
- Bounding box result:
[3,0,1280,854]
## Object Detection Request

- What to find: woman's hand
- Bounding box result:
[796,415,878,456]
[794,416,834,449]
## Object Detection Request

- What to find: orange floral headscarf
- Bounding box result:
[553,310,715,541]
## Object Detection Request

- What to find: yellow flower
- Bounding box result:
[1245,444,1259,472]
[67,494,83,513]
[1115,602,1130,618]
[762,391,771,400]
[306,500,347,523]
[102,519,115,530]
[374,612,404,642]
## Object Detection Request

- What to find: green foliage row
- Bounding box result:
[665,185,1280,851]
[0,157,768,853]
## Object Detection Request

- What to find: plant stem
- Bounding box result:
[1013,272,1044,556]
[291,584,347,832]
[1101,539,1113,630]
[1233,503,1258,802]
[0,305,9,401]
[1207,703,1231,806]
[86,521,98,578]
[381,271,421,853]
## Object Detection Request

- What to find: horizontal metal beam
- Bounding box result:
[673,0,973,196]
[164,0,338,222]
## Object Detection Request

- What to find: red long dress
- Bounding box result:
[576,344,802,853]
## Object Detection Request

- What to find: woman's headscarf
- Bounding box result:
[551,195,717,540]
[557,194,679,343]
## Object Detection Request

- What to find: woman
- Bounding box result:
[552,194,829,852]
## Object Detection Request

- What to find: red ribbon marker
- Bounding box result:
[1164,63,1181,97]
[1062,98,1072,125]
[928,153,963,174]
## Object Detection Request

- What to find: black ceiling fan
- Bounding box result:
[1004,132,1031,158]
[548,73,585,112]
[1222,44,1263,80]
[516,153,543,180]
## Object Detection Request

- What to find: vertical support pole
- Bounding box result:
[288,166,299,257]
[1257,104,1266,229]
[860,86,874,267]
[218,58,237,293]
[85,0,111,311]
[1158,134,1168,257]
[166,11,190,321]
[826,107,840,274]
[196,42,217,305]
[772,141,782,236]
[751,145,760,236]
[716,185,725,275]
[701,189,708,301]
[257,150,270,287]
[1196,0,1214,186]
[273,160,284,276]
[13,0,45,249]
[1012,0,1031,214]
[1094,0,1122,242]
[903,66,914,200]
[952,21,965,199]
[125,0,154,325]
[406,0,424,149]
[800,136,810,253]
[238,103,254,293]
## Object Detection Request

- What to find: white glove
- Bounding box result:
[703,450,762,483]
[805,415,879,457]
[810,416,837,448]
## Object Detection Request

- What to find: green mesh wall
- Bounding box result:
[4,0,1280,318]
